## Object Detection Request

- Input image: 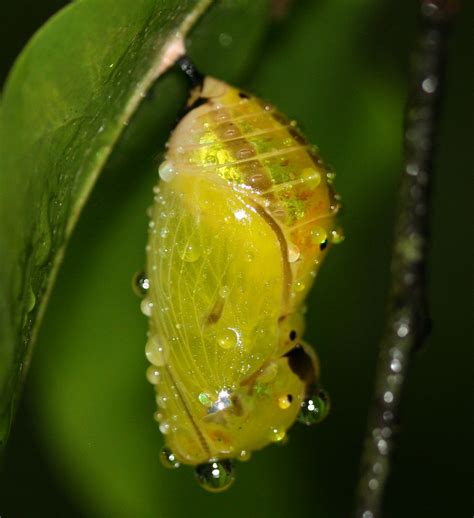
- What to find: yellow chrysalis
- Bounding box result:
[139,75,341,492]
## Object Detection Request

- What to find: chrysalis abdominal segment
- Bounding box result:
[142,76,342,490]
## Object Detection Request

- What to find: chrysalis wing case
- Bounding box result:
[140,76,342,491]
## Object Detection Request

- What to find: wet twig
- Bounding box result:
[354,2,458,517]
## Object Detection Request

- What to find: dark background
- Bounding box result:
[1,1,472,517]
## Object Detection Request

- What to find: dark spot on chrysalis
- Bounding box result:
[271,111,290,126]
[238,91,250,99]
[289,330,297,341]
[288,126,307,146]
[287,394,293,403]
[206,297,225,325]
[231,395,244,416]
[319,239,328,251]
[284,344,316,385]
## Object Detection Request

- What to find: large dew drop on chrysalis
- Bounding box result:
[145,335,166,366]
[298,388,330,425]
[158,160,177,182]
[178,236,202,263]
[194,460,235,492]
[160,447,180,469]
[132,271,150,297]
[216,328,239,350]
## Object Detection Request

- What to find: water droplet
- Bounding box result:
[156,394,168,408]
[219,286,229,298]
[390,358,402,373]
[422,75,437,93]
[298,389,330,425]
[146,365,161,385]
[269,427,286,442]
[208,389,233,413]
[278,394,292,410]
[195,460,235,492]
[140,298,154,317]
[288,243,300,263]
[377,439,388,455]
[259,362,278,383]
[158,246,170,257]
[294,280,305,293]
[219,32,233,47]
[234,208,248,221]
[368,478,379,490]
[331,227,345,244]
[395,322,409,338]
[132,271,150,297]
[311,226,328,246]
[239,450,251,462]
[301,168,321,188]
[198,392,213,407]
[145,335,166,366]
[26,287,36,313]
[159,421,170,434]
[216,328,239,350]
[178,240,202,262]
[160,447,180,469]
[153,411,163,422]
[158,160,176,182]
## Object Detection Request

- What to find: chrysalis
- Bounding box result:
[139,73,342,492]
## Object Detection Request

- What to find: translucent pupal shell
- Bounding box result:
[145,77,340,466]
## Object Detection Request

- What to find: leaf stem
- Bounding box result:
[354,2,458,517]
[180,0,214,35]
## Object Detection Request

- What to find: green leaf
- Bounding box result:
[0,0,220,445]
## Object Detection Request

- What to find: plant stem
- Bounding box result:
[354,2,458,517]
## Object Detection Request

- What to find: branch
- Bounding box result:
[354,2,458,517]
